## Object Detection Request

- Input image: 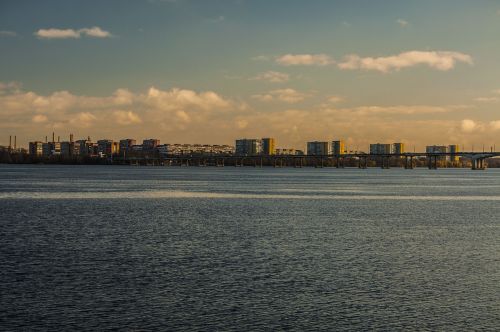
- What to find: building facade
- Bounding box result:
[307,141,331,155]
[235,139,262,156]
[261,138,276,155]
[29,141,43,156]
[119,139,136,153]
[448,144,460,162]
[370,143,392,154]
[332,140,345,155]
[97,140,119,157]
[392,143,405,155]
[142,139,160,152]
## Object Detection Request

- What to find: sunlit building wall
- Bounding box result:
[261,138,276,155]
[332,140,345,155]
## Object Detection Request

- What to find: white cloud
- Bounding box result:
[397,19,409,27]
[326,96,344,104]
[474,97,498,103]
[32,114,48,123]
[338,51,473,72]
[69,112,97,128]
[113,111,142,125]
[34,26,112,39]
[251,71,290,83]
[0,30,17,37]
[490,121,500,130]
[276,54,334,66]
[0,81,22,95]
[79,26,112,38]
[252,55,271,61]
[252,89,309,103]
[35,28,81,39]
[461,119,479,133]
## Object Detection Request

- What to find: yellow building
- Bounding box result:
[262,138,276,155]
[332,140,345,155]
[448,144,460,162]
[393,142,405,154]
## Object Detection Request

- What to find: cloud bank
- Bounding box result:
[1,83,497,150]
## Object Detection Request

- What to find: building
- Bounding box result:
[49,142,61,155]
[119,139,136,153]
[307,141,331,155]
[448,144,460,162]
[60,141,79,157]
[142,139,160,152]
[76,139,94,156]
[235,139,262,156]
[332,140,345,156]
[275,148,296,155]
[392,143,405,155]
[261,138,276,155]
[29,141,43,156]
[426,145,447,154]
[158,143,234,157]
[370,143,392,155]
[426,145,448,162]
[97,139,119,157]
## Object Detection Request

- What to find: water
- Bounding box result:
[1,165,499,331]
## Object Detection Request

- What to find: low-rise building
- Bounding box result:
[158,143,234,157]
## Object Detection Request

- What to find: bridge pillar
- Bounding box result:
[381,156,390,169]
[358,156,367,169]
[472,158,486,170]
[404,156,414,169]
[428,155,438,170]
[336,156,345,168]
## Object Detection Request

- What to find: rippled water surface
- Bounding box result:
[1,165,499,330]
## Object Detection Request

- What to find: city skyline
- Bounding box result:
[2,0,500,149]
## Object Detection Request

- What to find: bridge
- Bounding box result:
[117,152,500,170]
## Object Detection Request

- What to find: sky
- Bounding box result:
[1,0,500,151]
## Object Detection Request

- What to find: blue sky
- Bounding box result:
[1,0,500,149]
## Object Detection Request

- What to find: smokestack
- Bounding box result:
[57,136,60,142]
[88,136,91,142]
[9,135,11,149]
[70,134,74,143]
[45,136,48,143]
[14,136,16,150]
[52,132,55,143]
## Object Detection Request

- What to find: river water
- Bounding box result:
[1,165,499,330]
